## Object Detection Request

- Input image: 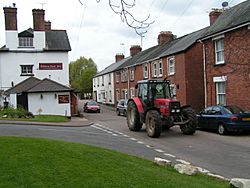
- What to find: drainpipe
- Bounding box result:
[198,40,207,108]
[127,68,130,99]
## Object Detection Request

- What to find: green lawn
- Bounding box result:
[0,115,69,122]
[0,137,229,188]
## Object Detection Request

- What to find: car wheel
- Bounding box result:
[123,110,127,117]
[218,124,227,135]
[116,109,120,116]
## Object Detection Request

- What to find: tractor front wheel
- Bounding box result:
[145,110,162,138]
[180,107,197,135]
[126,101,143,131]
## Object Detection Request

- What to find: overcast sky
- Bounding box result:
[0,0,246,71]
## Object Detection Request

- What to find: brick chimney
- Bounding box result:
[45,21,51,31]
[158,31,174,46]
[115,54,124,62]
[130,45,142,57]
[3,7,17,30]
[33,9,45,31]
[209,9,222,25]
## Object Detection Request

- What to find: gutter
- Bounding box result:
[200,22,250,41]
[198,40,207,108]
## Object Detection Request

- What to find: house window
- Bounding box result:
[130,68,135,81]
[122,89,128,99]
[214,38,224,65]
[116,89,120,101]
[143,64,148,79]
[20,65,33,76]
[153,62,157,77]
[108,74,111,84]
[109,90,112,102]
[97,77,100,87]
[159,61,163,77]
[93,78,96,87]
[168,57,175,76]
[19,37,33,47]
[121,69,128,82]
[216,82,226,105]
[130,87,135,98]
[116,72,120,83]
[102,76,104,86]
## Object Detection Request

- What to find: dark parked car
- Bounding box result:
[83,101,100,113]
[197,105,250,135]
[116,99,128,116]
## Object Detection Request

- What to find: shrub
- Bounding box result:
[0,107,30,118]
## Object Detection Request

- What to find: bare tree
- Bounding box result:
[79,0,154,36]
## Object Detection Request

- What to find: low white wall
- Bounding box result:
[28,92,71,116]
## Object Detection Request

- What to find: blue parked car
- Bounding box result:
[197,105,250,135]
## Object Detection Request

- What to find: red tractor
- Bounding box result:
[126,79,197,138]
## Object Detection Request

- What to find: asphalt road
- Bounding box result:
[84,104,250,179]
[0,104,250,179]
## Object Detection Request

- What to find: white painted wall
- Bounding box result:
[33,31,45,50]
[5,31,18,49]
[0,51,69,90]
[93,73,115,105]
[28,92,71,116]
[9,93,17,108]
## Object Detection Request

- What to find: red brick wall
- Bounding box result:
[185,43,205,112]
[204,26,250,111]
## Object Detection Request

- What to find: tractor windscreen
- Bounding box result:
[149,82,172,99]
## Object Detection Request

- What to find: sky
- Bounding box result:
[0,0,246,71]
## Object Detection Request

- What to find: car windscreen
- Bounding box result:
[88,101,98,106]
[224,106,245,114]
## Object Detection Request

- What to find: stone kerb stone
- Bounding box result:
[154,157,172,167]
[230,178,250,188]
[174,164,198,176]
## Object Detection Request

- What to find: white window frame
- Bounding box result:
[116,72,120,83]
[19,37,33,47]
[116,89,120,101]
[213,76,227,105]
[216,82,226,105]
[130,87,135,98]
[153,62,157,77]
[20,65,33,75]
[167,57,175,76]
[130,68,134,81]
[143,64,148,79]
[158,60,163,77]
[213,35,225,65]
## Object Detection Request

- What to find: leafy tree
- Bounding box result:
[69,56,97,98]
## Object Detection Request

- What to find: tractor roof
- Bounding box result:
[137,79,171,84]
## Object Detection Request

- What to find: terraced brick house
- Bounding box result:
[115,30,207,112]
[201,0,250,112]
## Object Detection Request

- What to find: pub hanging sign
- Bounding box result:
[39,63,63,70]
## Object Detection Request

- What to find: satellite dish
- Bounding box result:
[222,1,229,8]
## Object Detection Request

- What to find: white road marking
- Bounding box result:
[164,153,176,158]
[155,149,165,153]
[176,159,191,165]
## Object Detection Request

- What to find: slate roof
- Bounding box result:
[5,77,41,95]
[45,30,71,51]
[5,77,72,95]
[203,0,250,38]
[117,27,208,70]
[94,56,131,77]
[18,28,34,37]
[27,78,72,93]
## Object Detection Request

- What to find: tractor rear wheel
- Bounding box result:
[180,107,197,135]
[145,110,162,138]
[126,101,143,131]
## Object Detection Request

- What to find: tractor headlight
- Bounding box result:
[176,109,180,113]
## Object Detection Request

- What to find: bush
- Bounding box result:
[0,107,31,118]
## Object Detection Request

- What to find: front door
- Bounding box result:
[17,92,28,110]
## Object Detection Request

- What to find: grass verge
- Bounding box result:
[0,115,69,122]
[0,137,229,188]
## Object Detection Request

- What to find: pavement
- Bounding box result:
[0,116,93,127]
